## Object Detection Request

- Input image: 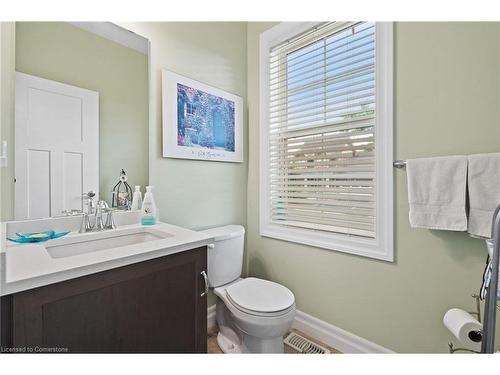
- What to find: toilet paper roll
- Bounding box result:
[443,308,482,351]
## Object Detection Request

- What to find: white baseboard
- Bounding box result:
[207,305,393,353]
[292,310,393,353]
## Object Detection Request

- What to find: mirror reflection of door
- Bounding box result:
[15,72,99,220]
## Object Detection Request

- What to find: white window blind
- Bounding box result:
[268,22,376,238]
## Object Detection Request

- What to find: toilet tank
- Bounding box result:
[201,225,245,287]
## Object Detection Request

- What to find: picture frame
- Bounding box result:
[161,69,244,163]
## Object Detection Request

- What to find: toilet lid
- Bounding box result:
[226,277,295,313]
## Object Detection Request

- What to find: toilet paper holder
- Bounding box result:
[448,340,481,354]
[469,293,482,323]
[447,294,483,354]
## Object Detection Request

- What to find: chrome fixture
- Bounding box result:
[393,160,407,169]
[481,204,500,353]
[94,200,108,230]
[470,293,482,323]
[79,192,117,233]
[82,190,97,214]
[200,271,208,297]
[104,208,116,230]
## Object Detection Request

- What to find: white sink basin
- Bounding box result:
[45,227,173,259]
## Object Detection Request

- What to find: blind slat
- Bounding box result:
[271,112,374,130]
[272,214,374,231]
[271,186,373,194]
[270,22,370,66]
[270,160,375,171]
[275,49,375,90]
[272,220,375,238]
[269,65,374,107]
[271,141,374,157]
[270,98,375,125]
[272,208,374,223]
[271,180,374,187]
[279,31,375,76]
[270,149,374,163]
[270,40,376,85]
[271,191,374,201]
[271,118,374,139]
[270,82,374,114]
[270,130,374,150]
[270,115,374,134]
[271,202,373,215]
[269,63,374,98]
[270,22,357,61]
[271,197,374,209]
[270,90,374,122]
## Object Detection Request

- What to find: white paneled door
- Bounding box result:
[15,72,99,220]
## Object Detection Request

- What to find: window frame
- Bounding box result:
[185,102,195,116]
[259,22,394,262]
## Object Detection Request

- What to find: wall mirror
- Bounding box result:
[9,22,149,220]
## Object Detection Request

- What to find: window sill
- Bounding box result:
[260,224,393,262]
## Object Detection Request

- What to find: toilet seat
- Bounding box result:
[225,277,295,317]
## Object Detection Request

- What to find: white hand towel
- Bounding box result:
[406,156,467,231]
[467,153,500,238]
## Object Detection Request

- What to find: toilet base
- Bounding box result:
[217,331,242,353]
[215,298,293,353]
[216,329,286,353]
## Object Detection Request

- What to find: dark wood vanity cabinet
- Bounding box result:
[1,246,207,353]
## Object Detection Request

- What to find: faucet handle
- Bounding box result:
[97,200,110,211]
[82,190,96,198]
[104,208,117,230]
[82,191,97,214]
[79,213,93,233]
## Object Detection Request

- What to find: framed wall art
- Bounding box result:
[162,69,243,163]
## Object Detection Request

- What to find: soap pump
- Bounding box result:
[141,186,157,225]
[131,186,143,210]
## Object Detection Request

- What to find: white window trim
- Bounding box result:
[259,22,394,262]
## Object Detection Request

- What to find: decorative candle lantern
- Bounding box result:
[111,169,133,210]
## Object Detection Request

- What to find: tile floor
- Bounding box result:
[207,327,340,354]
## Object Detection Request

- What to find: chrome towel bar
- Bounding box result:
[393,160,407,169]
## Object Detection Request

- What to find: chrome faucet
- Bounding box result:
[79,192,116,233]
[83,190,96,214]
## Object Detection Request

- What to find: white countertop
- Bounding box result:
[0,221,214,296]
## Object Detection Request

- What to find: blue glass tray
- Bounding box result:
[8,230,69,243]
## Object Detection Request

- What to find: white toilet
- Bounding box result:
[201,225,296,353]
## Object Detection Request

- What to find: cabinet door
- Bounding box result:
[10,247,207,353]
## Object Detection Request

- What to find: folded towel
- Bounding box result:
[406,156,468,231]
[467,153,500,238]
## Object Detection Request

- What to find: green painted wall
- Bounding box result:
[118,22,248,306]
[246,22,500,352]
[15,22,149,204]
[119,22,248,229]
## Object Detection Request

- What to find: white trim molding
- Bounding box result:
[259,22,394,262]
[206,306,393,354]
[292,310,393,353]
